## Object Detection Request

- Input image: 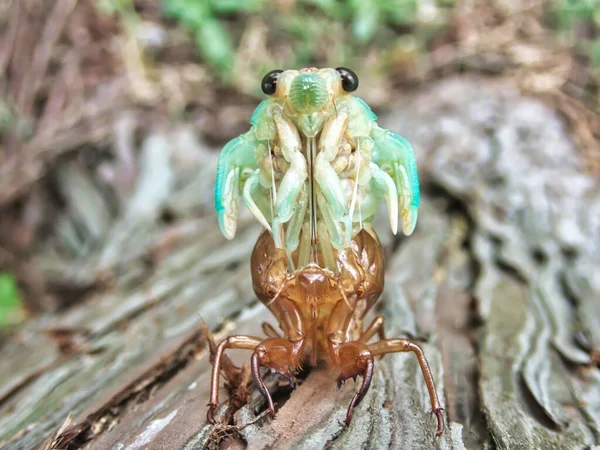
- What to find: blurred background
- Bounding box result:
[1,1,600,449]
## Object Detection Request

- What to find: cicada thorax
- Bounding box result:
[254,126,377,271]
[250,227,384,359]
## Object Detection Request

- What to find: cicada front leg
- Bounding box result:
[329,319,444,434]
[208,279,306,422]
[371,123,420,235]
[215,132,262,240]
[271,115,307,249]
[368,162,399,234]
[315,109,353,246]
[326,294,379,425]
[245,296,306,415]
[243,168,273,233]
[207,333,304,422]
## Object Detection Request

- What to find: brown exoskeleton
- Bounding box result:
[209,68,444,435]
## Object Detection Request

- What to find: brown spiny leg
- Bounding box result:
[208,335,262,423]
[358,315,386,343]
[369,339,445,436]
[251,336,305,416]
[252,295,306,415]
[326,292,377,424]
[337,341,375,424]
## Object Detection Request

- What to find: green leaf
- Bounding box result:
[195,19,235,75]
[378,0,418,25]
[211,0,264,13]
[163,0,210,29]
[0,273,24,327]
[351,0,380,43]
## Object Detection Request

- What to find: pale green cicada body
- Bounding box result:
[215,67,420,270]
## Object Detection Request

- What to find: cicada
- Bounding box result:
[209,67,443,436]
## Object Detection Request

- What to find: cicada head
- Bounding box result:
[260,67,359,135]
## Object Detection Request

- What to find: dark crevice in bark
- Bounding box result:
[323,425,346,450]
[492,258,528,285]
[425,180,494,447]
[254,366,312,420]
[558,271,580,309]
[530,248,548,266]
[558,270,599,362]
[466,296,492,447]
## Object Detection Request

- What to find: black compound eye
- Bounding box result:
[336,67,359,92]
[261,70,283,95]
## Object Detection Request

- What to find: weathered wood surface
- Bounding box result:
[1,77,599,449]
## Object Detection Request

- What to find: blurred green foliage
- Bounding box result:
[96,0,600,98]
[162,0,265,79]
[0,273,24,327]
[97,0,140,25]
[161,0,451,82]
[550,0,600,67]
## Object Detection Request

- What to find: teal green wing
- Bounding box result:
[371,124,420,235]
[215,131,259,239]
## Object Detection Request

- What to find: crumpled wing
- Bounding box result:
[215,131,259,239]
[371,124,420,235]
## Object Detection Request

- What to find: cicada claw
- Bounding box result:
[369,163,399,235]
[371,124,420,236]
[284,374,297,389]
[344,355,374,425]
[215,133,260,240]
[251,351,276,417]
[206,402,218,424]
[243,169,272,233]
[434,407,445,437]
[333,342,375,425]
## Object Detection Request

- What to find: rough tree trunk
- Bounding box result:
[0,77,599,450]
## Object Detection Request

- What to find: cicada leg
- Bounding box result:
[368,339,445,436]
[272,116,307,249]
[358,315,386,343]
[325,288,378,424]
[328,294,442,432]
[370,124,420,236]
[207,335,262,423]
[369,163,399,235]
[251,337,304,416]
[315,110,352,246]
[215,132,261,240]
[337,341,375,425]
[261,322,281,339]
[208,334,305,423]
